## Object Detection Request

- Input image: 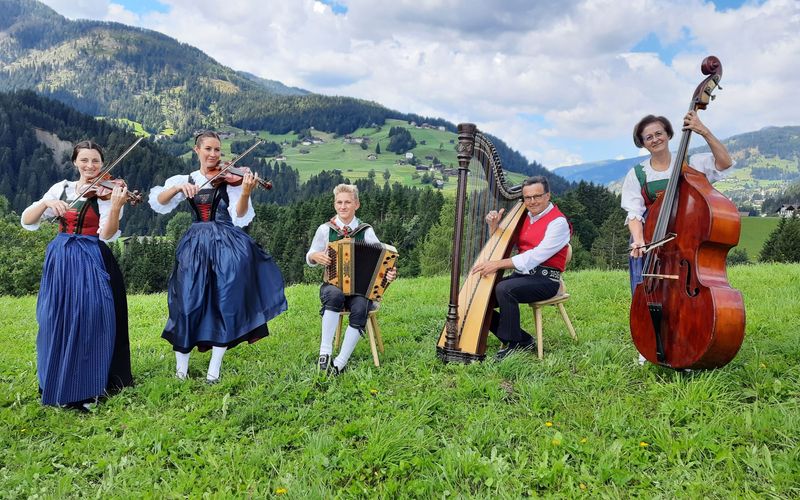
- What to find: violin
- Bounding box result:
[206,162,272,190]
[80,173,143,205]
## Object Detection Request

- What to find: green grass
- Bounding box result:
[738,216,781,260]
[1,264,798,496]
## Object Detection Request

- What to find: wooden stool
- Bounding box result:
[333,309,384,367]
[527,244,577,359]
[528,284,577,359]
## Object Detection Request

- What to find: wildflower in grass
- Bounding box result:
[370,388,378,396]
[579,483,587,491]
[551,437,561,446]
[580,437,587,443]
[760,363,766,368]
[639,441,649,447]
[545,421,553,427]
[275,487,287,495]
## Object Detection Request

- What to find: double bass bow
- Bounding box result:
[630,56,745,370]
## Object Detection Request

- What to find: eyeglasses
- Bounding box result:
[522,193,548,202]
[643,131,666,144]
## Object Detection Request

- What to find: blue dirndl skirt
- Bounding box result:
[162,220,287,353]
[36,233,116,406]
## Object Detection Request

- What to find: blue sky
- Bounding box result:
[42,0,798,168]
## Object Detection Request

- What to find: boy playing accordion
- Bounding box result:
[306,184,397,375]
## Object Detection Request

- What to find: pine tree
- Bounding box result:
[590,208,630,270]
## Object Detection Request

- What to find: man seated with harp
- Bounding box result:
[306,183,397,375]
[471,176,570,360]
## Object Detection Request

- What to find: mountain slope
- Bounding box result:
[0,0,568,189]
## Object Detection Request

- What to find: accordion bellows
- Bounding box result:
[325,239,398,301]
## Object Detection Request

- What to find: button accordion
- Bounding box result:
[324,239,399,301]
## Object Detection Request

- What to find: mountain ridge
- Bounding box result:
[0,0,561,187]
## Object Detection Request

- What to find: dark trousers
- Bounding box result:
[320,283,369,330]
[489,272,560,346]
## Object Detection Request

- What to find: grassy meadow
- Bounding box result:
[1,264,798,497]
[176,119,528,191]
[738,216,781,260]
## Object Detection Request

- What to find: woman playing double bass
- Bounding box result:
[622,56,745,369]
[623,109,735,366]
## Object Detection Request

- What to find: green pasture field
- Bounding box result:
[738,216,782,260]
[183,120,527,192]
[1,264,798,497]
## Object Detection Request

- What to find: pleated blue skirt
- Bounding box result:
[162,221,287,353]
[36,233,116,406]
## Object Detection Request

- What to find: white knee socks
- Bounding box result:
[320,309,340,356]
[175,351,190,378]
[334,326,361,370]
[207,346,227,381]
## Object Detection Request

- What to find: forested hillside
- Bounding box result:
[0,0,558,186]
[0,90,187,234]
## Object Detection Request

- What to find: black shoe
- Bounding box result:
[326,362,346,376]
[318,354,331,372]
[495,340,536,361]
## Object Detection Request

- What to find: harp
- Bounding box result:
[437,123,525,363]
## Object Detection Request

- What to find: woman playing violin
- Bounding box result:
[21,140,134,411]
[622,111,734,363]
[149,131,286,383]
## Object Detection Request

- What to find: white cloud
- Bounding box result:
[38,0,800,167]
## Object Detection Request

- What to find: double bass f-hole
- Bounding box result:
[680,259,700,297]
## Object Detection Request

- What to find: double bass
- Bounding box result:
[630,56,745,369]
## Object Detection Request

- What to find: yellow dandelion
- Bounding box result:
[370,388,378,396]
[580,437,587,443]
[545,421,553,427]
[579,483,587,491]
[639,441,649,447]
[275,487,287,495]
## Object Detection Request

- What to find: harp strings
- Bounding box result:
[457,145,511,305]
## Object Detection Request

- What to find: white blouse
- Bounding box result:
[148,170,255,227]
[21,180,123,242]
[621,153,732,224]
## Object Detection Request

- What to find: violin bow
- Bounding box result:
[197,140,264,190]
